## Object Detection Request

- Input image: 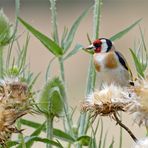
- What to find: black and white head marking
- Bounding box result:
[99,38,113,52]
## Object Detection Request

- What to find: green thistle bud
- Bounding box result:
[0,9,13,47]
[39,77,64,117]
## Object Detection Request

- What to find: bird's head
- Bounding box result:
[86,38,113,53]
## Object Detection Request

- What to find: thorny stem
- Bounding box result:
[46,115,54,148]
[58,57,74,138]
[49,0,74,139]
[78,1,102,147]
[113,112,137,143]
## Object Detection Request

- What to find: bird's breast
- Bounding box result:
[93,52,118,72]
[93,52,130,86]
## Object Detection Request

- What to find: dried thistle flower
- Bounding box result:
[82,84,130,117]
[82,83,138,142]
[0,77,32,146]
[127,78,148,126]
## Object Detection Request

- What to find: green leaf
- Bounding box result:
[77,135,91,146]
[61,27,68,48]
[28,72,40,91]
[99,119,103,148]
[18,17,63,56]
[20,118,45,130]
[53,129,75,142]
[88,135,97,148]
[109,137,114,148]
[64,44,83,60]
[110,19,142,41]
[139,26,148,71]
[26,122,46,147]
[39,77,64,116]
[45,57,56,82]
[17,134,26,148]
[6,141,19,147]
[129,48,145,77]
[24,136,63,148]
[63,7,90,52]
[103,131,108,148]
[20,119,75,142]
[17,33,29,73]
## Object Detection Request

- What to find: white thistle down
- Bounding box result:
[132,137,148,148]
[86,83,130,105]
[82,83,132,116]
[127,78,148,126]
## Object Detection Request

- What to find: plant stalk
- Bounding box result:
[0,46,3,78]
[49,0,59,43]
[46,115,54,148]
[49,0,74,140]
[113,112,137,143]
[16,118,22,140]
[58,57,74,137]
[119,113,123,148]
[77,1,102,147]
[59,57,65,82]
[6,0,20,68]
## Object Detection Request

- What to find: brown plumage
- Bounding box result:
[105,52,118,69]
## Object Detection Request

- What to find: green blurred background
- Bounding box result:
[1,0,148,147]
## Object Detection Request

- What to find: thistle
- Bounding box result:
[82,84,130,117]
[0,77,32,146]
[127,78,148,126]
[82,83,138,142]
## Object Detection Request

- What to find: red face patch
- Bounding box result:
[93,39,102,45]
[93,39,102,53]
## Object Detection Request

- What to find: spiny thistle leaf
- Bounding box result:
[129,48,145,78]
[63,6,90,52]
[26,122,46,147]
[110,19,142,41]
[18,136,64,148]
[18,17,63,57]
[20,118,76,143]
[64,44,83,60]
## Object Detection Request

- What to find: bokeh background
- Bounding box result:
[1,0,148,147]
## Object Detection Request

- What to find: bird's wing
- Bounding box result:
[115,51,133,78]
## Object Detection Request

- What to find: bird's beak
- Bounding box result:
[85,44,95,51]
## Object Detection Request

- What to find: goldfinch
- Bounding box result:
[86,38,133,86]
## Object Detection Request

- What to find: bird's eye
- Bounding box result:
[94,43,101,48]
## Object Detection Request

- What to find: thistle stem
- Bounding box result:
[77,1,102,147]
[58,57,74,138]
[113,112,137,143]
[46,115,54,148]
[59,57,65,82]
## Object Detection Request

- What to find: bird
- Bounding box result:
[85,38,133,87]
